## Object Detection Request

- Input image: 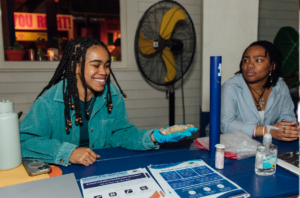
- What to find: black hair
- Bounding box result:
[36,37,126,134]
[236,40,282,89]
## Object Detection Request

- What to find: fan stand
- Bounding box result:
[169,84,175,126]
[169,50,184,126]
[134,1,196,127]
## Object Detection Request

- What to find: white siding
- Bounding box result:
[0,0,201,137]
[258,0,299,42]
[201,0,259,112]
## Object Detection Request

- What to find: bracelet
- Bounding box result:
[253,125,257,137]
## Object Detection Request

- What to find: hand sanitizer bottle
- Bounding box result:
[255,125,278,176]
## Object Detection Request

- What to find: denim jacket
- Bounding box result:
[20,80,159,166]
[221,73,296,137]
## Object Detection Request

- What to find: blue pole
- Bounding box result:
[209,56,222,159]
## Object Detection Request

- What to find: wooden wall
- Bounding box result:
[258,0,299,42]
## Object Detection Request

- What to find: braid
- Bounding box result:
[110,68,127,98]
[237,40,283,89]
[106,76,113,113]
[36,37,127,134]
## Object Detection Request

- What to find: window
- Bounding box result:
[0,0,127,70]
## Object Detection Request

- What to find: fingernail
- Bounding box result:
[293,138,298,140]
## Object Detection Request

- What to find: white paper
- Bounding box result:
[80,168,166,198]
[148,159,250,198]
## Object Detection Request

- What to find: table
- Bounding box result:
[60,139,299,198]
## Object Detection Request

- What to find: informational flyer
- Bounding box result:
[80,168,166,198]
[148,160,250,198]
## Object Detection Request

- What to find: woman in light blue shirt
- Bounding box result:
[221,41,299,141]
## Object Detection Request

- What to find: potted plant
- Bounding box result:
[4,42,25,61]
[274,26,299,118]
[274,26,299,99]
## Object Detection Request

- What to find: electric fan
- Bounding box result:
[134,0,196,125]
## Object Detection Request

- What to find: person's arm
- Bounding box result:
[221,84,255,137]
[20,97,77,166]
[110,92,159,150]
[275,81,297,123]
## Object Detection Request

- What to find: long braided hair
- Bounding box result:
[236,40,283,89]
[36,37,126,134]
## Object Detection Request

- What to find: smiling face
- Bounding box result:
[76,45,110,99]
[242,45,275,85]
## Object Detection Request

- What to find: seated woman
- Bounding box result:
[221,40,299,141]
[20,37,197,166]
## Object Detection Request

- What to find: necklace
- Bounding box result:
[248,85,266,111]
[88,95,95,109]
[81,95,95,115]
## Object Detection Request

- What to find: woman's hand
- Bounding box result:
[69,147,100,166]
[151,127,198,143]
[270,121,299,141]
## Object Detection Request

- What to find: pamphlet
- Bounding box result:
[148,159,250,198]
[80,168,166,198]
[277,151,299,176]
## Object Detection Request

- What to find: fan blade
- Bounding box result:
[162,47,176,82]
[160,7,186,40]
[138,33,156,55]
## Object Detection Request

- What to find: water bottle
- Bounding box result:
[0,99,22,170]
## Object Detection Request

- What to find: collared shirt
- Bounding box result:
[221,73,296,137]
[20,80,159,166]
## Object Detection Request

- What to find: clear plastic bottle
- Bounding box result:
[255,126,278,176]
[37,46,43,61]
[215,144,225,169]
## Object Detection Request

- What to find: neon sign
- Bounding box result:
[14,12,73,40]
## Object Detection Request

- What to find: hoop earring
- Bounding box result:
[269,69,272,83]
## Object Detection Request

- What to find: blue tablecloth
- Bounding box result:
[60,139,299,198]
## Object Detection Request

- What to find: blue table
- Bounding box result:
[60,139,299,197]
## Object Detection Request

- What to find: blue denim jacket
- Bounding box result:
[221,73,296,137]
[20,80,159,166]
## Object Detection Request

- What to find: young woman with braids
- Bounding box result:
[221,41,299,141]
[19,37,197,167]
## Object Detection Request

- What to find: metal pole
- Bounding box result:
[169,84,175,126]
[209,56,222,159]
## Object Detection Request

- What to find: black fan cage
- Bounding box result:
[134,0,196,86]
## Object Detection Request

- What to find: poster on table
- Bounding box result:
[148,160,250,198]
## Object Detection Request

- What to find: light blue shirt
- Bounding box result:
[221,73,296,137]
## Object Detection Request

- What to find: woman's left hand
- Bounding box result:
[271,121,299,141]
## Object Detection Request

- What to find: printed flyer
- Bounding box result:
[80,168,166,198]
[148,160,250,198]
